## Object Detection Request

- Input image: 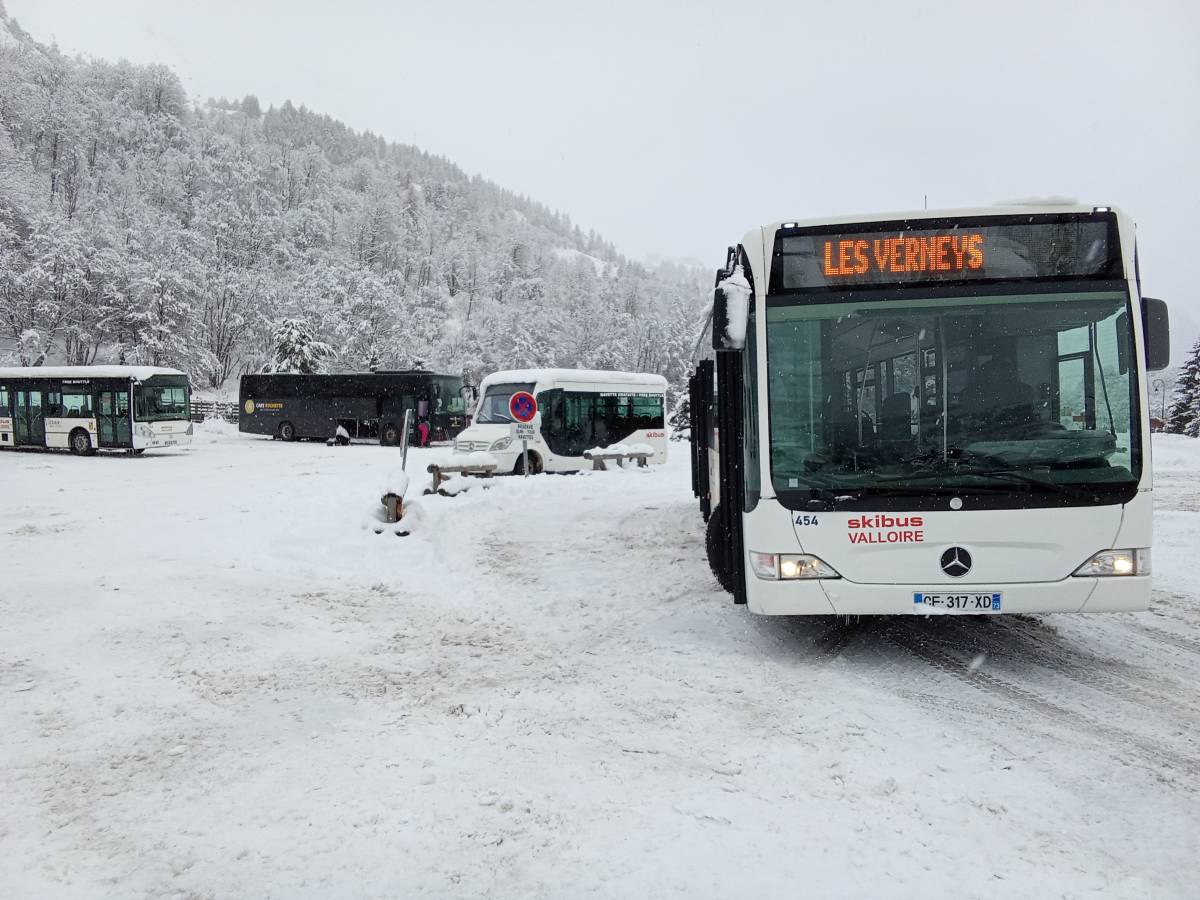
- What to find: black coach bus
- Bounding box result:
[238,370,472,445]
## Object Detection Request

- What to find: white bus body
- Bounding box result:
[0,366,192,455]
[692,205,1170,615]
[455,369,668,473]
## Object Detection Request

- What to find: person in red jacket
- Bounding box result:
[417,417,430,447]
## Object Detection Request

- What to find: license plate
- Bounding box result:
[913,592,1002,614]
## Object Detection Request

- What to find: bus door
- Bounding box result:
[689,360,714,520]
[13,390,45,446]
[97,390,132,448]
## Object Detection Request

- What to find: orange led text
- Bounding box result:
[822,234,985,278]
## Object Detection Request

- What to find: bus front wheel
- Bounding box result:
[380,423,400,446]
[279,421,297,442]
[512,451,542,475]
[706,506,736,594]
[69,428,94,456]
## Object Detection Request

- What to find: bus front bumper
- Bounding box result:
[132,424,193,450]
[746,575,1151,616]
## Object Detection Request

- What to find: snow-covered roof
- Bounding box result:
[479,369,668,392]
[0,365,187,381]
[757,202,1116,242]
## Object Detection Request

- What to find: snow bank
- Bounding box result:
[586,443,654,456]
[1151,433,1200,472]
[427,449,499,469]
[717,264,751,350]
[382,467,410,497]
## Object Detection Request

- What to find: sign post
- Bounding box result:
[399,408,414,470]
[508,391,538,478]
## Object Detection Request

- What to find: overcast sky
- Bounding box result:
[9,0,1200,346]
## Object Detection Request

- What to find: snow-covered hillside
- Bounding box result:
[0,8,705,389]
[1,429,1198,898]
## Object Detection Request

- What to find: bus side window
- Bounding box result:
[45,392,63,417]
[0,386,9,416]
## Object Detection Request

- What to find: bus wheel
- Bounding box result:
[279,421,297,442]
[512,452,541,475]
[706,507,736,594]
[380,423,400,446]
[69,429,93,456]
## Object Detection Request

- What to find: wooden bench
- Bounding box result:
[425,462,498,495]
[582,450,652,471]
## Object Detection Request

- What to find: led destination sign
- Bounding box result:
[771,215,1120,292]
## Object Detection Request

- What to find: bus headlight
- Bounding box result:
[1072,549,1150,577]
[490,437,512,451]
[750,552,840,580]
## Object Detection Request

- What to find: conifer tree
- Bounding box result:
[1166,337,1200,437]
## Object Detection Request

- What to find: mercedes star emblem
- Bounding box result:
[940,546,972,578]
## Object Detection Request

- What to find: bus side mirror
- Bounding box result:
[1142,298,1170,372]
[711,281,730,352]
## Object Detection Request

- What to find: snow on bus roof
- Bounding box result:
[760,202,1113,237]
[479,369,667,391]
[0,365,186,381]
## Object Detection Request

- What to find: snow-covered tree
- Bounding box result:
[0,8,707,393]
[1166,337,1200,437]
[264,318,331,374]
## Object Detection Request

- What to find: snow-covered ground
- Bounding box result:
[2,427,1198,898]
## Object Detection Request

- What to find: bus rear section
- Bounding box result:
[455,369,668,474]
[692,205,1171,616]
[0,367,192,454]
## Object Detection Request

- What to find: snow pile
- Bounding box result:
[716,264,752,349]
[192,418,239,443]
[585,442,654,457]
[382,467,410,497]
[3,427,1199,898]
[428,449,499,469]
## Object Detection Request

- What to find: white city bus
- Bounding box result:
[0,366,192,455]
[454,369,668,473]
[691,204,1170,615]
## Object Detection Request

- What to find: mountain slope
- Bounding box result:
[0,5,705,391]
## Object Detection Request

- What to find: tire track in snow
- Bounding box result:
[879,620,1200,788]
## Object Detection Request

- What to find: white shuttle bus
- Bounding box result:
[0,366,192,455]
[455,369,668,473]
[691,205,1171,615]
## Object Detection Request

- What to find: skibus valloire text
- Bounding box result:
[690,204,1170,615]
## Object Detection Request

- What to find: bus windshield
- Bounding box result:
[433,374,467,414]
[766,289,1140,502]
[474,382,534,424]
[135,376,190,422]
